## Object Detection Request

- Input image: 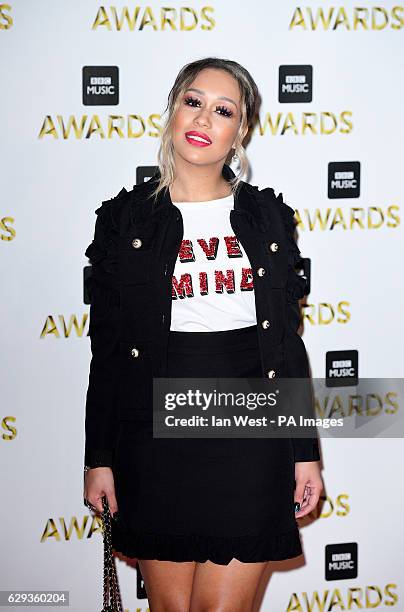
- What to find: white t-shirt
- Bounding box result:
[170,193,257,332]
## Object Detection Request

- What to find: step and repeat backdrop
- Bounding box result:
[1,1,403,610]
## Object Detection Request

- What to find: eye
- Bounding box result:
[184,96,201,108]
[215,105,233,118]
[183,96,233,118]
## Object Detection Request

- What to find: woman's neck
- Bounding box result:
[169,160,231,203]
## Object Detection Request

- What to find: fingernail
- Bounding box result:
[294,502,301,512]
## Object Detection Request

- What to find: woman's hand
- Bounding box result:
[84,467,118,517]
[294,461,323,518]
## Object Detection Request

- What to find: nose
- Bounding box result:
[194,107,211,128]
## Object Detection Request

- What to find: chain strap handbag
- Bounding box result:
[101,495,123,612]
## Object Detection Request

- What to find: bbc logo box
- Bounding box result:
[82,66,119,106]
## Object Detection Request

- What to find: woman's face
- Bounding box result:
[171,68,245,167]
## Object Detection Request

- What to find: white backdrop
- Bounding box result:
[1,1,403,610]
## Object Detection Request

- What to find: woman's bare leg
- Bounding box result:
[189,559,269,612]
[138,559,196,611]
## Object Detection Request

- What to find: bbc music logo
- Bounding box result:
[278,65,313,103]
[328,161,361,199]
[297,257,311,296]
[82,66,119,106]
[83,265,92,306]
[136,566,148,600]
[326,350,358,387]
[136,166,159,184]
[325,542,358,581]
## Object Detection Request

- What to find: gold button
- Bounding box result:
[269,242,278,252]
[262,320,270,329]
[257,267,266,277]
[132,238,142,249]
[131,347,140,358]
[267,369,276,378]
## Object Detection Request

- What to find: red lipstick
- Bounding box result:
[185,131,212,147]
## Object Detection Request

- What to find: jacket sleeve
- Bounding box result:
[278,193,321,463]
[83,200,121,468]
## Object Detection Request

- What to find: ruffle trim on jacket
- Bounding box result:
[84,189,127,294]
[276,191,308,301]
[111,521,302,566]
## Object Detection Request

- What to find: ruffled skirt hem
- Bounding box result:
[111,522,302,566]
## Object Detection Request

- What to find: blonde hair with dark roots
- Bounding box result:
[148,57,259,205]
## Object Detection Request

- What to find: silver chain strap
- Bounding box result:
[101,495,123,612]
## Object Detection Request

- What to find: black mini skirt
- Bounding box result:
[111,324,302,565]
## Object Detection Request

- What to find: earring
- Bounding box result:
[232,150,239,164]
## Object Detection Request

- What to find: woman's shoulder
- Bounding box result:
[85,184,143,263]
[94,186,130,217]
[92,181,148,232]
[245,180,297,225]
[253,184,302,264]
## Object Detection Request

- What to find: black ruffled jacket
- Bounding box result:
[83,164,320,468]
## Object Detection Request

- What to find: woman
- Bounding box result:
[83,57,323,611]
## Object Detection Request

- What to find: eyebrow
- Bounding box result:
[184,87,238,109]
